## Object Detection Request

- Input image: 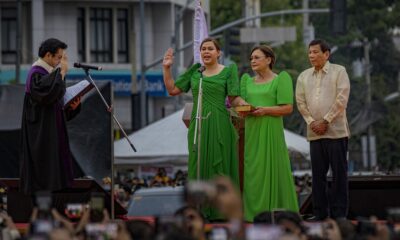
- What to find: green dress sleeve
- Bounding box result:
[226,63,240,96]
[240,73,251,102]
[175,63,201,93]
[277,71,294,105]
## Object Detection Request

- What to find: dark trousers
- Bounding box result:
[310,137,348,219]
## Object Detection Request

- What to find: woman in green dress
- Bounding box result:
[162,38,242,220]
[240,45,299,222]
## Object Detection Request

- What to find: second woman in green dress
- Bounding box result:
[240,45,299,222]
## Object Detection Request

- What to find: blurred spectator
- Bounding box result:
[125,219,154,240]
[115,185,132,208]
[0,211,21,240]
[131,177,145,193]
[335,218,356,240]
[274,211,307,240]
[173,170,186,186]
[102,177,112,191]
[150,168,171,187]
[175,206,206,240]
[253,211,273,224]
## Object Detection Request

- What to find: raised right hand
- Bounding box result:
[162,48,174,68]
[60,51,69,77]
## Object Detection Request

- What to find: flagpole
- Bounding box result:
[193,71,204,180]
[192,0,209,180]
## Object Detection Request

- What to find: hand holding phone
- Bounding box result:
[90,193,105,223]
[65,203,84,219]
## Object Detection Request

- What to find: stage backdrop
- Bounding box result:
[0,82,112,185]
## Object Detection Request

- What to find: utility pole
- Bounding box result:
[139,0,146,127]
[303,0,309,30]
[302,0,314,47]
[363,39,376,170]
[16,0,22,84]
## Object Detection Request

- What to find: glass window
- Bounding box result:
[77,8,86,62]
[117,9,129,63]
[90,8,112,63]
[1,8,17,64]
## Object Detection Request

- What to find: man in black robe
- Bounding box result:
[20,38,81,194]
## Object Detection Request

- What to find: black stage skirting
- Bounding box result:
[300,175,400,219]
[0,178,126,223]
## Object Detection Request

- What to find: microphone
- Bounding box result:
[73,62,103,71]
[198,66,206,73]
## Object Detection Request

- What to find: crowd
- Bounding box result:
[108,168,313,211]
[1,176,400,239]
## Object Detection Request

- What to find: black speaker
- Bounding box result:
[0,178,127,223]
[330,0,347,35]
[300,176,400,220]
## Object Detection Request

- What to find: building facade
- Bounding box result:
[0,0,209,130]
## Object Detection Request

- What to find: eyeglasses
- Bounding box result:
[249,55,268,61]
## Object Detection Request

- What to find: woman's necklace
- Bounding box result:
[254,72,276,83]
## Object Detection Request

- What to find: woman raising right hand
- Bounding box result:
[162,37,243,220]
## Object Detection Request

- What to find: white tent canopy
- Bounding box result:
[114,109,309,166]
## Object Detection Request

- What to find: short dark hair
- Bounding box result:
[253,211,273,224]
[200,37,221,51]
[38,38,67,58]
[174,206,205,223]
[250,45,276,69]
[309,39,330,53]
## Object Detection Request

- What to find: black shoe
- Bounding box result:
[304,215,327,222]
[333,216,347,221]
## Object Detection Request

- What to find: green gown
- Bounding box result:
[241,71,299,222]
[175,63,240,220]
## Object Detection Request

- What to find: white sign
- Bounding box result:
[240,26,296,43]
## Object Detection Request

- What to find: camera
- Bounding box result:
[85,223,118,239]
[356,219,377,236]
[0,193,7,228]
[246,225,283,240]
[89,192,105,223]
[184,180,228,206]
[65,203,84,219]
[155,215,185,235]
[208,227,230,240]
[387,208,400,224]
[35,191,52,220]
[306,222,325,238]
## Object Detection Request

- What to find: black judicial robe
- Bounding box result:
[20,66,80,194]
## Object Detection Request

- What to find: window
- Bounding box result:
[117,9,129,63]
[90,8,112,63]
[1,8,17,64]
[79,7,129,63]
[77,8,86,62]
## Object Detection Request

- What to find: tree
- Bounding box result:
[311,0,400,171]
[209,0,400,171]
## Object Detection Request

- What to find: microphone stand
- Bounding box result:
[193,67,210,180]
[81,68,137,219]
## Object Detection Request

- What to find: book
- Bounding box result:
[63,80,94,107]
[234,105,255,112]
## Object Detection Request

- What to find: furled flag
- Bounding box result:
[193,0,209,64]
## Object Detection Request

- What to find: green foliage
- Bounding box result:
[210,0,400,170]
[210,0,242,29]
[312,0,400,170]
